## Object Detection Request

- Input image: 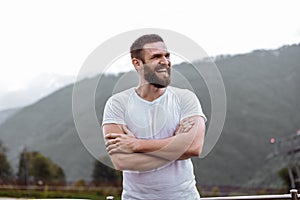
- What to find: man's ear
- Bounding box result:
[132,58,141,71]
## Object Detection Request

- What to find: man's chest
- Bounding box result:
[124,98,181,139]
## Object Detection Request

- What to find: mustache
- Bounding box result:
[155,65,170,71]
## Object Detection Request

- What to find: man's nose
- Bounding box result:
[159,56,171,66]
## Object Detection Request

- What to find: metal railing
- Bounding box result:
[201,189,299,200]
[106,189,300,200]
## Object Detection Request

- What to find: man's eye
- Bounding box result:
[152,55,160,59]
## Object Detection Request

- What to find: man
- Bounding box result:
[102,34,206,200]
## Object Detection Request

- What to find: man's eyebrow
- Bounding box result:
[150,53,162,58]
[150,52,170,59]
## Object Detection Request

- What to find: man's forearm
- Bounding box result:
[103,123,173,171]
[110,152,172,171]
[135,116,205,160]
[137,131,201,160]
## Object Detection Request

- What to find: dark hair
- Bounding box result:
[130,34,164,62]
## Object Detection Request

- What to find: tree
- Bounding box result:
[0,140,14,183]
[17,149,65,185]
[92,157,121,185]
[278,165,300,191]
[17,148,30,184]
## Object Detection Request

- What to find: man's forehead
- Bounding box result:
[143,42,168,53]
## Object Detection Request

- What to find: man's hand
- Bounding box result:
[174,118,195,135]
[105,126,138,154]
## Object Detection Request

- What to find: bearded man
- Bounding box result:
[102,34,206,200]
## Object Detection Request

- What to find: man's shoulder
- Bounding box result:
[109,87,135,100]
[167,86,195,96]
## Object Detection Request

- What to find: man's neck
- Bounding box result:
[135,84,167,102]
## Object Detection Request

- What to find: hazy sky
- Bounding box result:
[0,0,299,109]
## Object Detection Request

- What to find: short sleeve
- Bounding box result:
[180,90,207,122]
[102,96,126,126]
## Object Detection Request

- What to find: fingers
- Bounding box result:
[183,122,194,132]
[105,139,120,155]
[106,143,116,151]
[182,118,195,125]
[181,118,195,133]
[105,128,136,155]
[105,134,121,154]
[122,125,129,134]
[122,125,134,136]
[107,148,119,155]
[105,138,118,147]
[107,146,121,155]
[105,133,123,139]
[105,140,131,155]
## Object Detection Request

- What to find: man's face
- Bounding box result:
[141,42,171,88]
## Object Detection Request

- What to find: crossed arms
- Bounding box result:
[103,115,205,172]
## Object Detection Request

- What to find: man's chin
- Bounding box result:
[144,72,170,88]
[150,81,170,88]
[150,83,167,88]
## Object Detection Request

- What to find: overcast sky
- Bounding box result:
[0,0,299,110]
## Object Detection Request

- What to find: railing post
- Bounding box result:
[288,167,296,189]
[290,189,298,200]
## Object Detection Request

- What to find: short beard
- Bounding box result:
[143,64,171,88]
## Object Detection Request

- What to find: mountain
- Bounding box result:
[193,44,300,188]
[0,43,299,187]
[0,73,75,111]
[0,107,21,125]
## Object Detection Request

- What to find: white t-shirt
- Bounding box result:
[102,86,206,200]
